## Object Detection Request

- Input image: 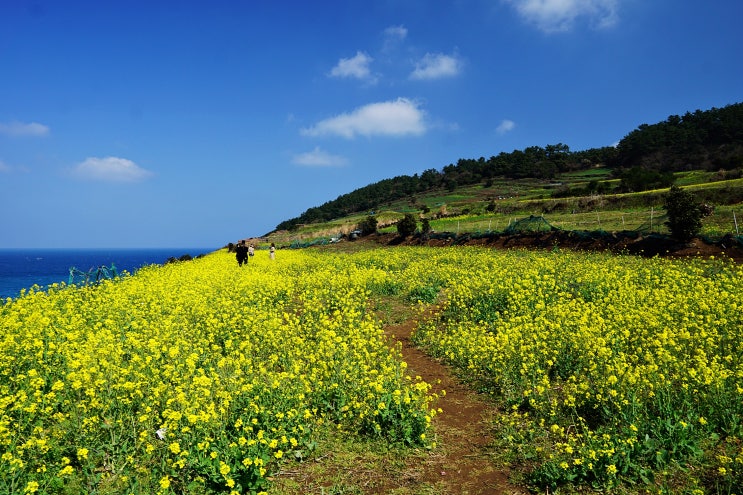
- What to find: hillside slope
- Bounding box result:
[272,102,743,235]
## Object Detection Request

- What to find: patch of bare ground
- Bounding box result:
[374,314,529,495]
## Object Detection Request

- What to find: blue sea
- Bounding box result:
[0,248,214,300]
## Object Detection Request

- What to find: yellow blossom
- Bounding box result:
[24,481,39,493]
[159,476,171,490]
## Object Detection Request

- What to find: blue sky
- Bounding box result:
[1,0,741,249]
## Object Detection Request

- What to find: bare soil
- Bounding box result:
[376,315,529,495]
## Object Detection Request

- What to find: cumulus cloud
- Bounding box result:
[329,51,374,80]
[70,156,153,182]
[301,98,427,139]
[410,53,463,80]
[496,119,516,134]
[292,147,348,167]
[506,0,619,33]
[0,121,50,137]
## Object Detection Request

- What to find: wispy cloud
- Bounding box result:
[292,147,348,167]
[301,98,427,139]
[410,53,463,80]
[0,121,50,137]
[70,156,153,182]
[496,119,516,134]
[506,0,619,33]
[0,160,30,174]
[329,51,374,81]
[382,25,408,51]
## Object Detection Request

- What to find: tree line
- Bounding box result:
[275,102,743,232]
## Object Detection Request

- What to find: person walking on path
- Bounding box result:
[235,240,249,266]
[269,242,276,260]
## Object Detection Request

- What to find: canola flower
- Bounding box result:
[2,245,741,493]
[410,247,743,492]
[0,249,438,494]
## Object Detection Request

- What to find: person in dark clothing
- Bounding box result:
[235,240,249,266]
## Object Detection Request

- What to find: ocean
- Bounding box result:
[0,248,214,300]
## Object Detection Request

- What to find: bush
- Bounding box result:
[421,218,432,237]
[396,213,418,237]
[357,215,378,236]
[619,167,674,192]
[663,185,710,241]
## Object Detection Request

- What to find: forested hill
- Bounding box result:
[275,102,743,232]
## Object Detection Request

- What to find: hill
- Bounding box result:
[269,102,743,238]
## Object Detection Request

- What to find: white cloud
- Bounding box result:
[70,156,153,182]
[384,25,408,41]
[382,25,408,50]
[0,160,30,174]
[410,53,463,80]
[0,121,50,137]
[301,98,427,139]
[292,147,348,167]
[329,51,374,80]
[496,119,516,134]
[506,0,619,33]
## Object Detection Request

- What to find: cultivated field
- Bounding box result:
[1,247,741,494]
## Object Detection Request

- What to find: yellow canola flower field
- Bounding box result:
[0,249,437,495]
[3,245,742,493]
[411,247,743,492]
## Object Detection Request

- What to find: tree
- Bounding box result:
[421,218,432,238]
[663,185,708,241]
[357,215,378,236]
[618,167,675,192]
[396,213,418,237]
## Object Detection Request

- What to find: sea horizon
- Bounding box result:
[0,247,216,300]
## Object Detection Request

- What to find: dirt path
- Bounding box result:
[376,315,528,495]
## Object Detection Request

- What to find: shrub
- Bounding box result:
[421,218,432,237]
[396,213,418,237]
[663,185,710,241]
[619,167,675,192]
[358,215,378,236]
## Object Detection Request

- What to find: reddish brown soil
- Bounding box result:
[377,316,529,495]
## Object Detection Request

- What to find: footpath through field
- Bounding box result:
[377,313,528,495]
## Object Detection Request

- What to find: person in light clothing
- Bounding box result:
[269,242,276,260]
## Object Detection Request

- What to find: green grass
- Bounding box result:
[557,167,614,179]
[263,170,743,246]
[268,425,423,495]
